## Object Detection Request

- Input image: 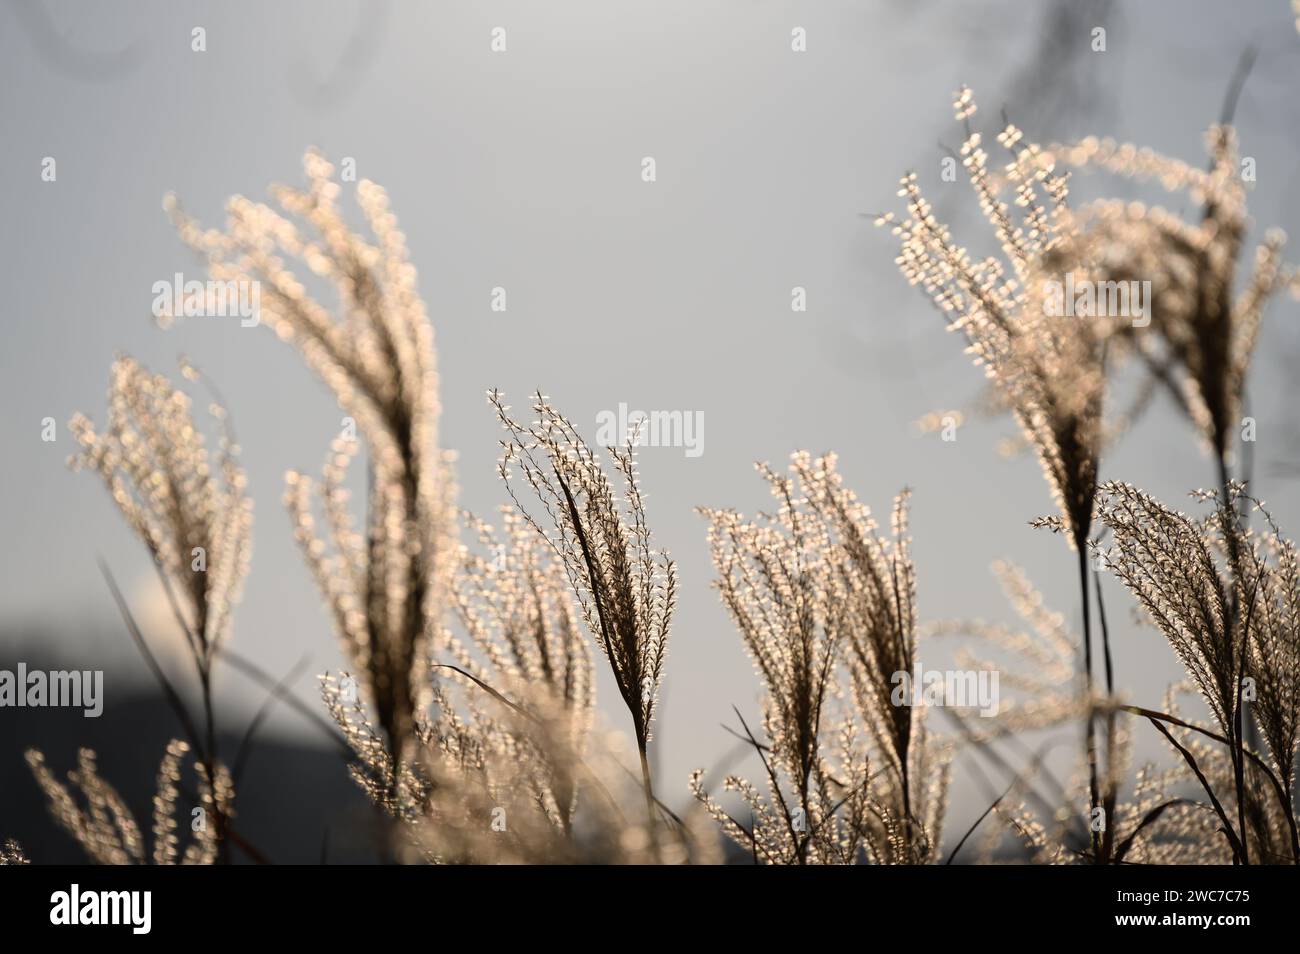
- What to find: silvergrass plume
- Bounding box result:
[879,86,1108,858]
[168,151,456,769]
[1049,129,1300,478]
[1098,481,1300,863]
[695,452,948,864]
[879,87,1105,552]
[488,390,676,827]
[69,356,252,664]
[319,508,703,863]
[25,742,229,866]
[930,561,1083,741]
[66,355,251,857]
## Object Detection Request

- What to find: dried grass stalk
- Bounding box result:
[169,151,456,768]
[488,390,675,824]
[25,742,229,865]
[1098,481,1300,862]
[695,452,948,863]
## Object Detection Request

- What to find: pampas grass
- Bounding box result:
[693,453,948,864]
[19,79,1300,865]
[488,390,676,833]
[1050,130,1300,476]
[1097,481,1300,863]
[169,151,456,772]
[52,355,252,860]
[25,742,227,866]
[879,86,1113,856]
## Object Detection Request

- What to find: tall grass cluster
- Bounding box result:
[6,86,1300,865]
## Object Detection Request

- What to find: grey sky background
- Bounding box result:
[3,1,1300,834]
